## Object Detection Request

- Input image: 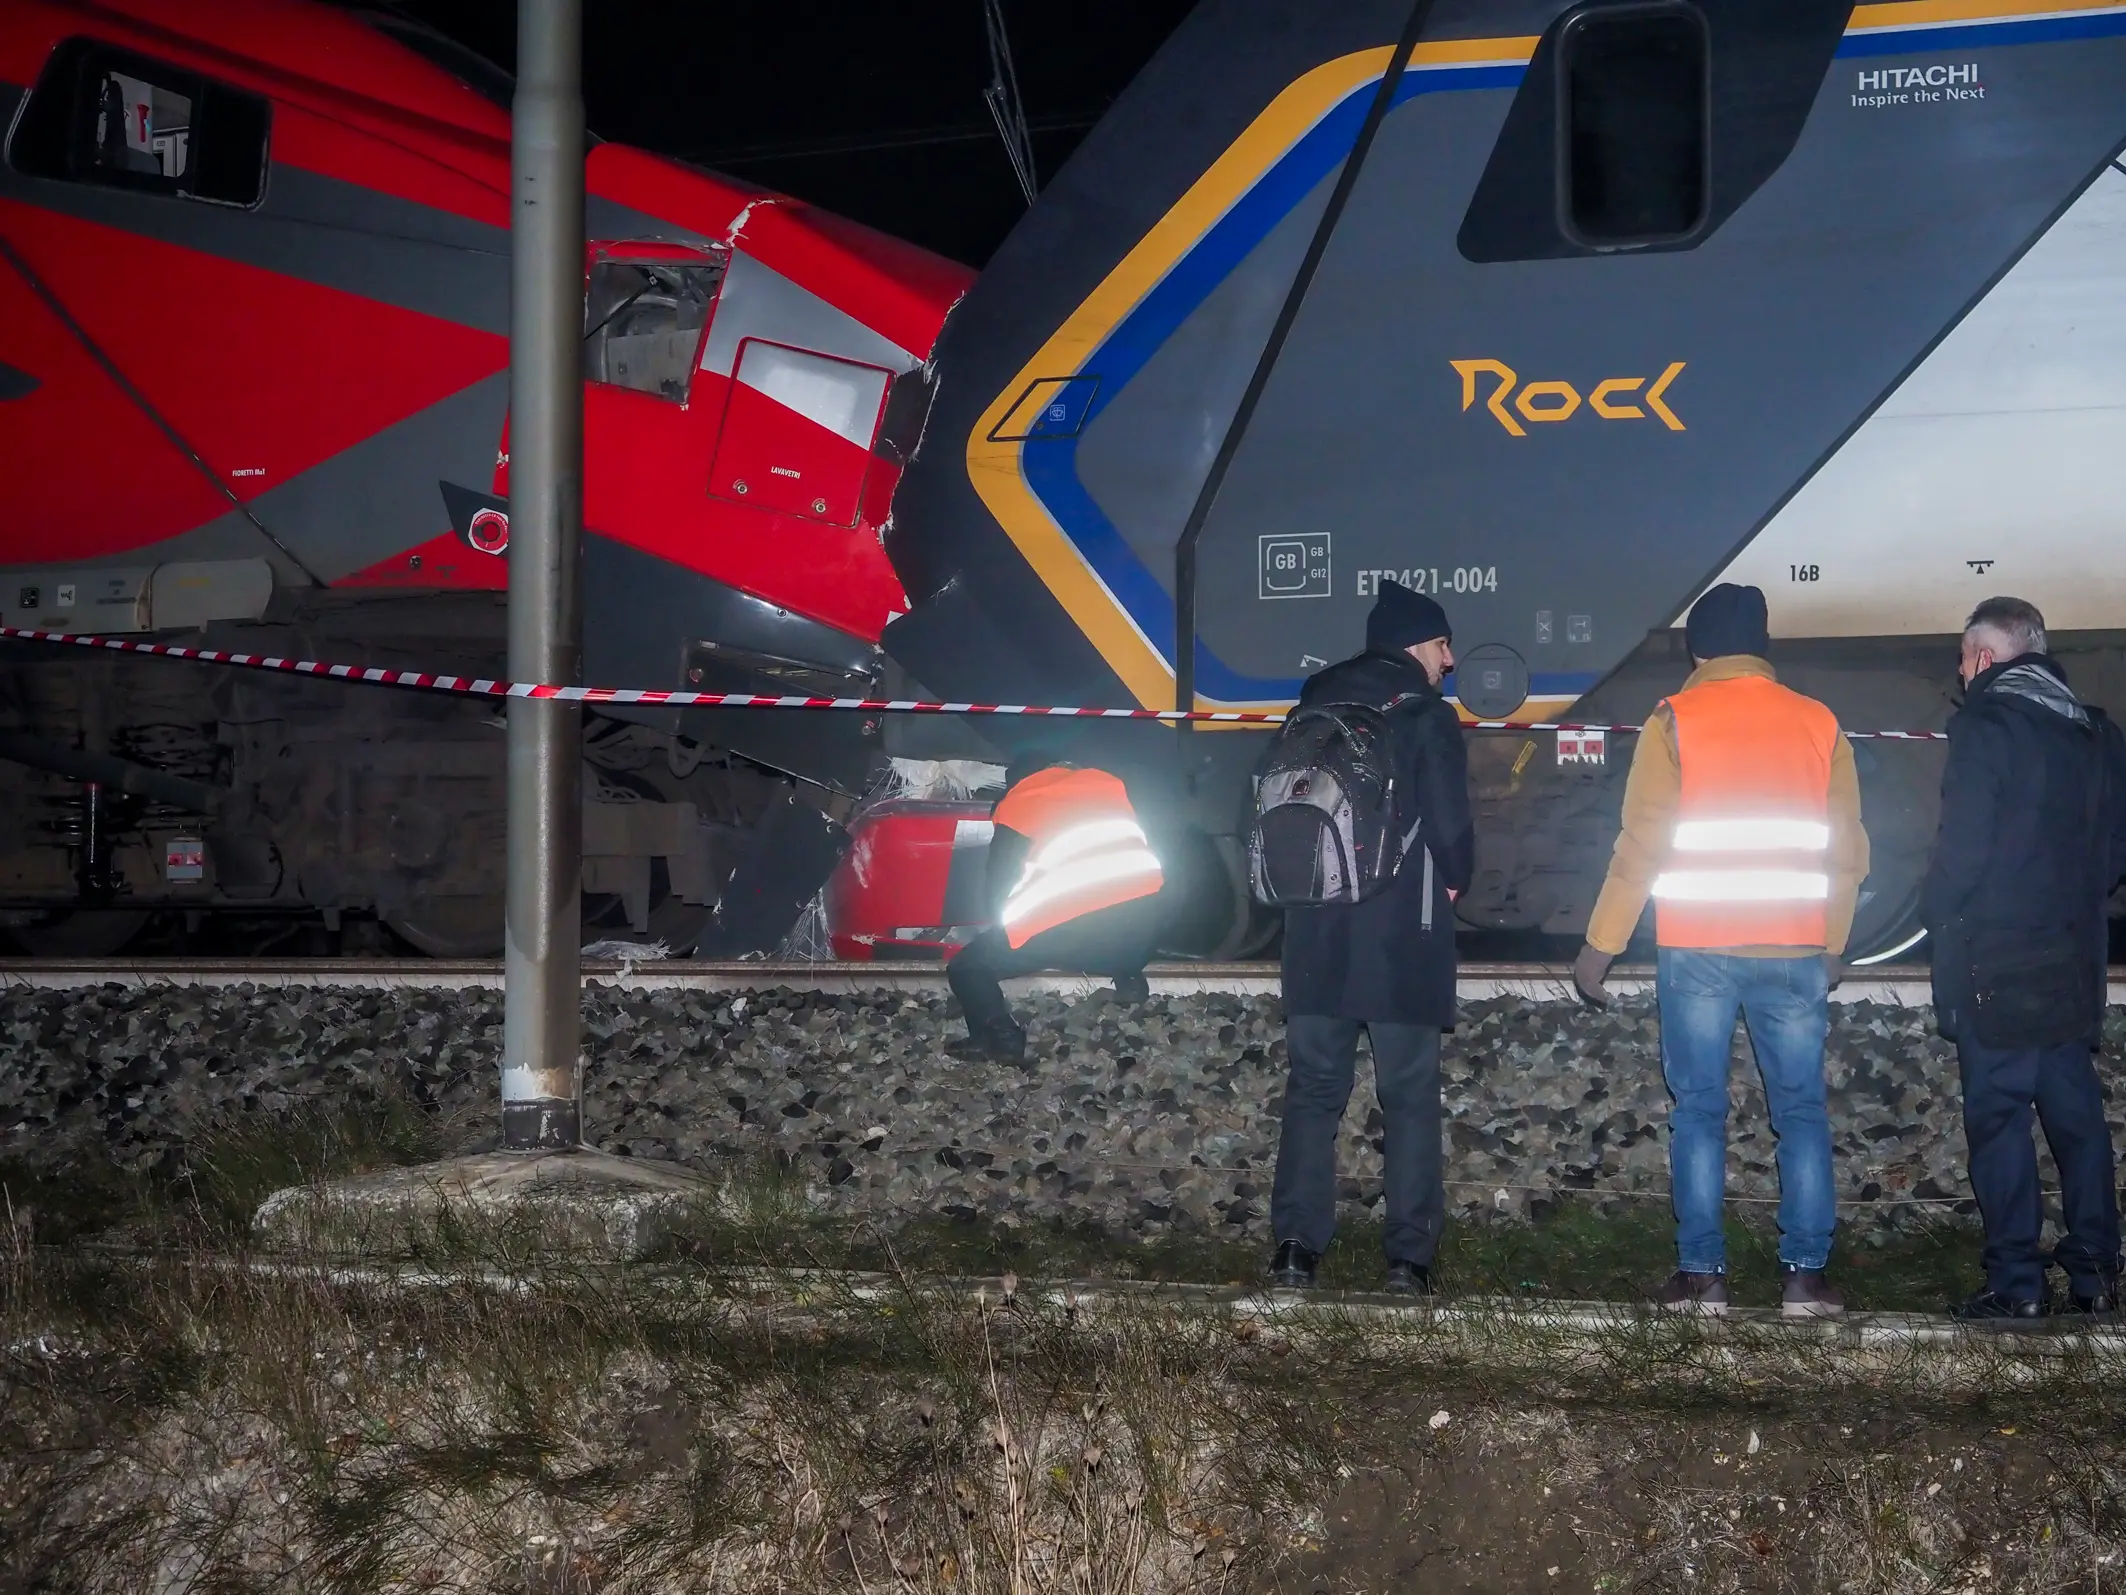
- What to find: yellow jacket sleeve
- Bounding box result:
[1584,707,1679,955]
[1823,734,1870,957]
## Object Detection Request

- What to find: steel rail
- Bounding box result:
[8,958,2119,1006]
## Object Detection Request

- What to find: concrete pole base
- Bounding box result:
[252,1148,714,1261]
[501,1098,583,1151]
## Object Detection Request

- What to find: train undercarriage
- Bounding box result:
[9,612,2120,964]
[0,591,819,959]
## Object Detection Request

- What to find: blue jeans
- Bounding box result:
[1658,949,1835,1273]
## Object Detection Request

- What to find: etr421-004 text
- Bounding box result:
[1356,567,1499,598]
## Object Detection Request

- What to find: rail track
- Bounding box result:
[7,957,2124,1005]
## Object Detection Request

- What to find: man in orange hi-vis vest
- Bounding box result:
[1573,584,1870,1320]
[946,755,1171,1062]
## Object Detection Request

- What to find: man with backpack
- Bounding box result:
[1924,598,2126,1322]
[1260,581,1475,1294]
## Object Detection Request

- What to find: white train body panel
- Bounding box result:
[1710,167,2126,639]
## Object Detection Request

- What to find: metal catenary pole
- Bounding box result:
[501,0,586,1151]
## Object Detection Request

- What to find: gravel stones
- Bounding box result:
[3,981,2121,1244]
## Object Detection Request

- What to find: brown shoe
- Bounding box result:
[1654,1270,1730,1317]
[1781,1266,1845,1319]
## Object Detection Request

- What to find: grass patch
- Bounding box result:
[1,1095,1986,1314]
[0,1089,450,1251]
[183,1090,449,1238]
[0,1219,1333,1592]
[0,1096,2116,1593]
[667,1190,1981,1316]
[2,1203,2123,1592]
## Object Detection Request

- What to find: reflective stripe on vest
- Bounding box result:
[992,767,1165,948]
[1653,674,1841,948]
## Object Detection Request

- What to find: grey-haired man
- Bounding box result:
[1925,598,2126,1322]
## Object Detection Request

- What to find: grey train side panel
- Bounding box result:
[885,1,1420,711]
[891,1,2126,722]
[1188,19,2126,702]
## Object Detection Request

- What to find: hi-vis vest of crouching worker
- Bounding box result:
[992,768,1163,947]
[945,763,1170,1064]
[1654,675,1843,947]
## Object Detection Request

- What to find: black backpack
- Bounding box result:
[1248,696,1422,908]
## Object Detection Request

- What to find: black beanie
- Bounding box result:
[1365,581,1451,654]
[1685,583,1770,661]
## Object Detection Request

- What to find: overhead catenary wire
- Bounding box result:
[677,111,1100,169]
[981,0,1040,206]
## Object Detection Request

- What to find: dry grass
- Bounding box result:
[3,1100,2126,1592]
[0,1203,1330,1593]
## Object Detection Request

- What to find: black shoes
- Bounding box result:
[1267,1245,1436,1297]
[1268,1240,1318,1288]
[945,1022,1028,1063]
[1383,1259,1434,1297]
[2066,1281,2121,1317]
[1949,1288,2048,1325]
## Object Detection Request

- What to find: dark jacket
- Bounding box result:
[1279,648,1475,1025]
[1922,655,2126,1041]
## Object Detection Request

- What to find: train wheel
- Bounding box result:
[383,894,505,959]
[1842,737,1944,966]
[1156,833,1279,961]
[1847,909,1928,968]
[1,908,152,958]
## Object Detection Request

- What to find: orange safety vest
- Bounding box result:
[991,767,1164,949]
[1653,673,1842,949]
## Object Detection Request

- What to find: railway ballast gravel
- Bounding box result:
[5,980,2119,1240]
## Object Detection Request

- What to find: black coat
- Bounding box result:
[1921,655,2126,1041]
[1279,649,1475,1026]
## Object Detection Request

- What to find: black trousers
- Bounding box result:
[1957,1025,2121,1300]
[1270,1016,1445,1265]
[946,895,1165,1038]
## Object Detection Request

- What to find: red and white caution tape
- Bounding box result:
[0,625,1950,738]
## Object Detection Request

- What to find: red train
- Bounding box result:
[0,0,974,955]
[24,1,2109,964]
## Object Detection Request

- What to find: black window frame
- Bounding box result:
[5,36,272,210]
[1552,0,1712,253]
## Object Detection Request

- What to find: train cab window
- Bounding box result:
[7,39,270,207]
[582,260,726,402]
[1558,4,1709,247]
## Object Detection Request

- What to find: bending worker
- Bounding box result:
[946,753,1170,1062]
[1573,583,1869,1319]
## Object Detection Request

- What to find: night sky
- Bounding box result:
[384,0,1198,266]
